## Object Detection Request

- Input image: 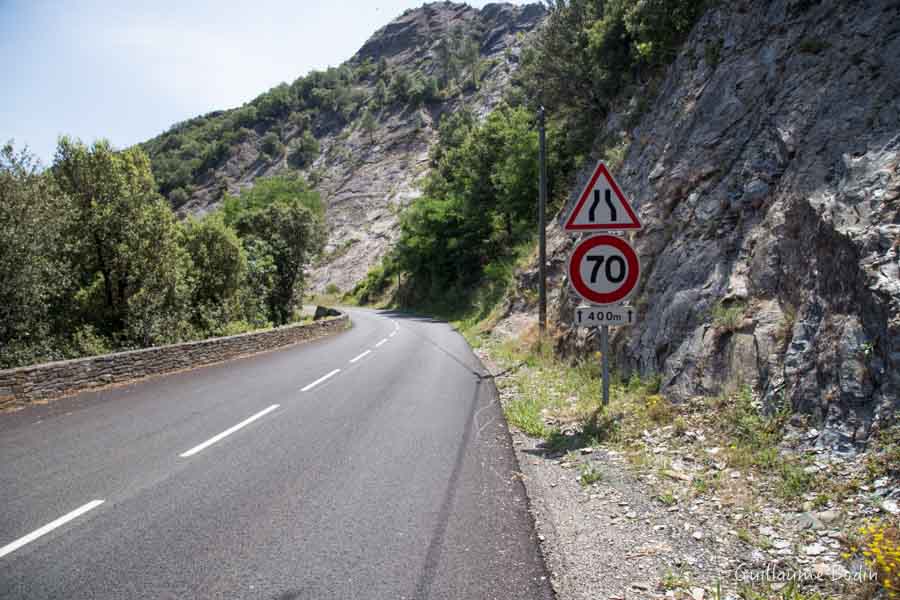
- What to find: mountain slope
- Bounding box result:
[498,0,900,446]
[141,2,545,292]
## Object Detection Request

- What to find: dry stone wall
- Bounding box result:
[0,314,348,409]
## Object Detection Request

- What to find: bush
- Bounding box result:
[260,132,284,158]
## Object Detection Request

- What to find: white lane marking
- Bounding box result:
[179,405,280,458]
[349,350,371,364]
[0,499,105,559]
[300,368,341,392]
[375,338,388,348]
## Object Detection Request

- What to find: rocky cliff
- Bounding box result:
[144,2,545,293]
[503,0,900,448]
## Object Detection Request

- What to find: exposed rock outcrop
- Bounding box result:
[506,0,900,446]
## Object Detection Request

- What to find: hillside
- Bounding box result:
[493,0,900,447]
[141,2,546,292]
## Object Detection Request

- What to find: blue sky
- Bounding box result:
[1,0,532,164]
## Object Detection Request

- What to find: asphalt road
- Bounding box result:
[0,309,554,600]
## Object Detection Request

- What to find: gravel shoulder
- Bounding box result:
[476,347,899,600]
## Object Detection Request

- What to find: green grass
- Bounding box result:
[579,463,602,486]
[711,300,747,332]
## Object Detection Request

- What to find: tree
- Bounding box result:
[0,143,75,367]
[225,176,325,325]
[360,108,378,144]
[260,132,284,158]
[287,131,320,169]
[181,215,247,333]
[52,137,193,345]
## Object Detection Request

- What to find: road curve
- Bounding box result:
[0,308,554,600]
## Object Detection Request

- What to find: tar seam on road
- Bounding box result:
[300,368,341,392]
[413,379,482,599]
[179,404,280,457]
[0,499,105,559]
[349,350,372,363]
[375,338,388,348]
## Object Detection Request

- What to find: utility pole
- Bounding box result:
[538,106,547,339]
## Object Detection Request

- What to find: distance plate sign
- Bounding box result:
[575,305,637,327]
[567,234,640,305]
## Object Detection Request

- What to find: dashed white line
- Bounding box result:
[375,338,388,348]
[0,499,105,559]
[300,368,341,392]
[349,350,371,364]
[179,404,280,458]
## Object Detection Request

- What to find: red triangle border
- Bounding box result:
[563,162,642,231]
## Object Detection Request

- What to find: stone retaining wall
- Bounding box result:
[0,314,349,409]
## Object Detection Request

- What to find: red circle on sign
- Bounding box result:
[568,234,640,304]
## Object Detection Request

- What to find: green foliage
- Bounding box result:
[260,132,284,158]
[515,0,708,165]
[0,140,325,369]
[224,175,325,325]
[0,143,75,367]
[360,108,378,143]
[386,105,542,305]
[181,215,247,333]
[53,137,195,346]
[287,131,320,169]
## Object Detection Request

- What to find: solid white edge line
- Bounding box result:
[375,338,388,348]
[349,350,371,364]
[0,499,105,559]
[179,404,280,458]
[300,368,341,392]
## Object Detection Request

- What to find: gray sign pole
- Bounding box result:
[537,107,547,339]
[600,324,610,406]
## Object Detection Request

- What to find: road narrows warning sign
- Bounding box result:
[563,161,642,231]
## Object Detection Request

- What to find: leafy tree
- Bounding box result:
[360,108,378,144]
[260,132,284,158]
[287,131,320,169]
[181,215,247,333]
[224,176,325,325]
[52,137,194,345]
[0,143,75,367]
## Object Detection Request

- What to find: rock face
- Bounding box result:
[515,0,900,446]
[165,2,545,293]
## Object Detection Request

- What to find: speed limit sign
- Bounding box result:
[567,234,640,305]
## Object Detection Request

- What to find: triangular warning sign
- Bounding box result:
[564,162,642,231]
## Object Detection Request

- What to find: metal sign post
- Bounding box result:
[601,325,610,406]
[563,161,643,410]
[538,107,548,340]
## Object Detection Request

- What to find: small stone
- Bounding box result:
[730,471,741,479]
[802,501,815,512]
[581,447,594,454]
[626,511,638,519]
[759,526,777,537]
[631,582,651,591]
[538,534,546,542]
[690,587,705,600]
[817,510,841,524]
[692,530,704,540]
[804,543,827,556]
[771,539,791,550]
[794,512,824,530]
[882,499,899,515]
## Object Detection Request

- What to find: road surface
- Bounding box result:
[0,309,554,599]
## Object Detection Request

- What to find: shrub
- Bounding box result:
[260,132,284,158]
